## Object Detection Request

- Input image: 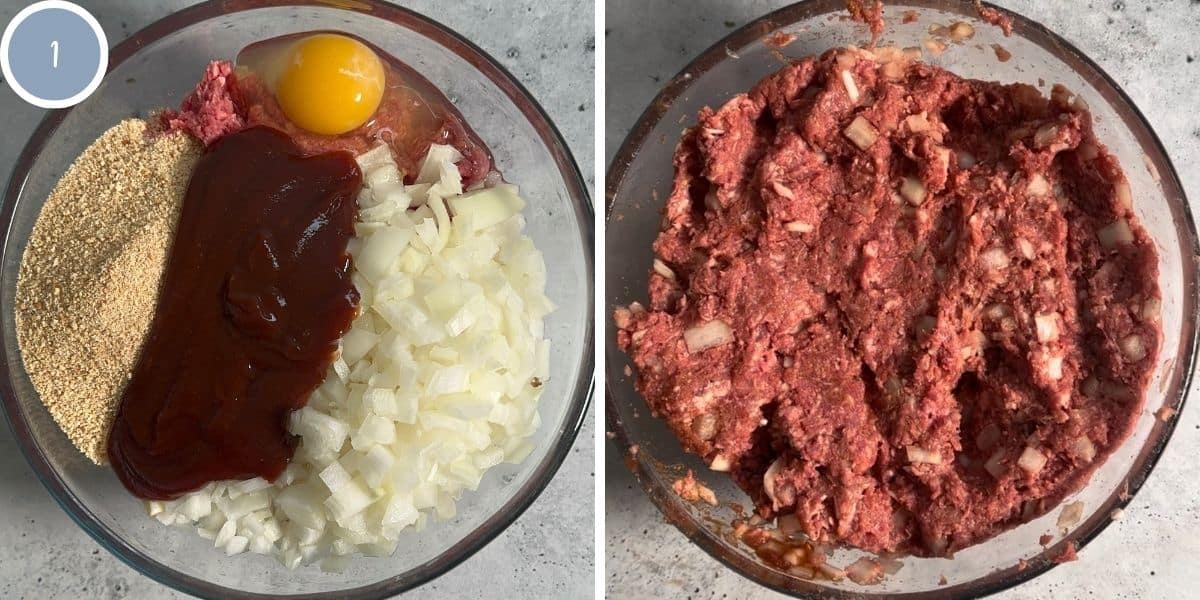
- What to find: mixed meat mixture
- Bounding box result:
[616,46,1160,557]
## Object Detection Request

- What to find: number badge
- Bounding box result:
[2,1,107,109]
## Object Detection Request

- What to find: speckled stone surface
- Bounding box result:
[606,1,1200,598]
[0,1,594,599]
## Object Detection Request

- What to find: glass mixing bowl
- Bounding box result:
[0,1,593,597]
[606,1,1197,597]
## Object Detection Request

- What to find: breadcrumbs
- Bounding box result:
[15,119,200,464]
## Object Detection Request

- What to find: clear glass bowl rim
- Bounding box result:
[604,1,1199,598]
[0,1,595,598]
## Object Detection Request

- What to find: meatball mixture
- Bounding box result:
[616,47,1160,556]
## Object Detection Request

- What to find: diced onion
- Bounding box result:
[984,449,1007,478]
[904,112,930,133]
[905,446,942,465]
[841,70,860,102]
[1045,353,1064,381]
[981,247,1010,270]
[846,557,884,585]
[1026,174,1049,196]
[1097,219,1134,248]
[1057,501,1084,532]
[710,454,732,472]
[1119,334,1146,361]
[900,177,927,206]
[652,258,676,280]
[1033,124,1059,148]
[684,320,734,353]
[763,458,784,505]
[1070,436,1096,463]
[1035,312,1061,342]
[844,116,879,150]
[949,22,975,41]
[1017,446,1048,474]
[1142,297,1161,323]
[1016,238,1035,260]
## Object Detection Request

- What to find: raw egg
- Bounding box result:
[259,33,386,136]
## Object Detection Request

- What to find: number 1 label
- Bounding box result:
[2,1,109,109]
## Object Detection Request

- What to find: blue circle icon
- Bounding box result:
[2,1,108,109]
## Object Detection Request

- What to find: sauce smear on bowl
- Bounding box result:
[108,127,362,500]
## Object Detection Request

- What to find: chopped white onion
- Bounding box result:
[710,454,732,472]
[1057,501,1085,532]
[1097,219,1134,249]
[763,458,784,505]
[905,446,942,465]
[684,320,734,353]
[1120,334,1146,361]
[1035,312,1061,342]
[844,116,879,150]
[1017,446,1048,474]
[981,247,1010,270]
[840,70,860,102]
[900,177,927,206]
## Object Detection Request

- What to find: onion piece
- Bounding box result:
[844,116,879,150]
[763,458,784,505]
[981,247,1010,270]
[1017,446,1048,474]
[1026,173,1050,196]
[984,449,1007,478]
[846,557,884,585]
[1119,334,1146,361]
[904,112,930,133]
[1035,312,1061,342]
[785,221,814,233]
[1142,297,1161,323]
[710,454,732,472]
[684,320,734,353]
[1097,219,1134,248]
[1057,501,1085,532]
[1016,238,1035,260]
[841,70,860,102]
[900,177,927,206]
[906,446,942,465]
[1070,436,1096,463]
[652,258,676,280]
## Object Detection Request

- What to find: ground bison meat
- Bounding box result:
[616,46,1160,557]
[159,61,246,146]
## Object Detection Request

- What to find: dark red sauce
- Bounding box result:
[108,127,362,500]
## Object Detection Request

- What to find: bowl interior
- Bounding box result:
[1,2,592,597]
[605,1,1196,597]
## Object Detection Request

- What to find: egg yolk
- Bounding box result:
[275,34,385,136]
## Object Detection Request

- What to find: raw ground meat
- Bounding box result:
[159,61,245,146]
[616,46,1160,557]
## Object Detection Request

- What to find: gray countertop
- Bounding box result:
[605,1,1200,598]
[0,1,594,599]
